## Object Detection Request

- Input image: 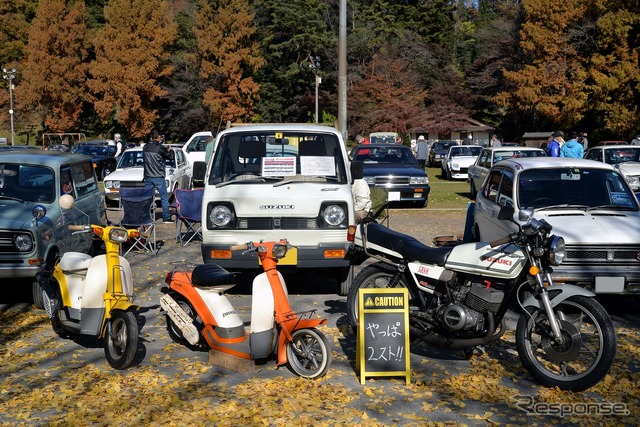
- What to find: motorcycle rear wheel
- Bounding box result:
[104,310,139,370]
[516,295,616,391]
[347,262,409,328]
[287,328,332,379]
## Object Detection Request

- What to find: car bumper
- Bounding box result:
[551,265,640,294]
[201,244,349,269]
[371,185,431,205]
[449,171,469,180]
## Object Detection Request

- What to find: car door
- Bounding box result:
[474,167,518,241]
[469,149,488,188]
[175,150,192,189]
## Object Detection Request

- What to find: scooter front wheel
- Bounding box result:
[287,328,332,379]
[105,310,139,369]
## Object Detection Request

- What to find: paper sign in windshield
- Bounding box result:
[262,157,296,176]
[300,156,335,176]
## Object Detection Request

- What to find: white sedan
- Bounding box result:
[441,145,482,180]
[103,147,192,206]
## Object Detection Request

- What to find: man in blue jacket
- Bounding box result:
[546,131,563,157]
[560,131,584,159]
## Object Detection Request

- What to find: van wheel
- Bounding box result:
[338,266,354,296]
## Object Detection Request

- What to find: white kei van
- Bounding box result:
[201,123,354,294]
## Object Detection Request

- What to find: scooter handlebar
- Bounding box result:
[68,225,87,231]
[230,244,248,251]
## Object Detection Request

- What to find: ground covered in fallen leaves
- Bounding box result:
[2,306,640,427]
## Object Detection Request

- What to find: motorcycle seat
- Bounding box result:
[191,264,241,288]
[59,252,93,273]
[366,223,453,265]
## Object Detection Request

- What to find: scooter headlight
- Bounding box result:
[109,227,129,243]
[272,243,288,259]
[548,235,565,265]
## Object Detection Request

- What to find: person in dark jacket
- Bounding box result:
[143,129,174,223]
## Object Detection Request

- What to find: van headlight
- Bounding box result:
[14,233,33,252]
[548,235,565,265]
[320,203,347,227]
[208,203,236,228]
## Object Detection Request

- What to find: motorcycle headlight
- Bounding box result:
[548,235,565,265]
[208,204,235,228]
[109,228,129,243]
[321,204,346,227]
[14,233,33,252]
[272,243,288,259]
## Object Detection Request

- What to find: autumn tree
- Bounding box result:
[348,50,428,136]
[88,0,177,138]
[194,0,264,124]
[19,0,89,132]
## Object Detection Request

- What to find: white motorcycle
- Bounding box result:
[345,207,616,391]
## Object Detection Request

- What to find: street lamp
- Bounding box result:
[305,52,321,123]
[2,68,16,146]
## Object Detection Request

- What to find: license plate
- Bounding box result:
[259,246,298,266]
[594,276,624,293]
[388,191,400,201]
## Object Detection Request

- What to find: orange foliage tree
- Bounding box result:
[87,0,177,138]
[19,0,89,132]
[194,0,264,124]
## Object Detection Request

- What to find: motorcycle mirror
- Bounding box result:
[59,194,75,210]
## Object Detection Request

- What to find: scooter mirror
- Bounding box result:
[60,194,75,210]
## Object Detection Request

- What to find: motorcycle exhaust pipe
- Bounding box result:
[409,314,506,349]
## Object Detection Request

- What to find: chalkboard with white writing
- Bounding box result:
[357,288,410,384]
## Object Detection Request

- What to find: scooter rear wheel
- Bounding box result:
[287,328,332,379]
[104,310,139,369]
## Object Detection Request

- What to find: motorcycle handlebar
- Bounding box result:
[490,235,512,248]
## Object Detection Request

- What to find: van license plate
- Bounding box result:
[595,276,624,293]
[259,247,298,266]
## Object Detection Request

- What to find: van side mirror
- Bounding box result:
[350,160,364,182]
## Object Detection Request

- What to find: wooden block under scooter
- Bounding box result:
[208,349,255,373]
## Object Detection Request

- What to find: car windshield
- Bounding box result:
[353,146,417,165]
[0,164,55,203]
[369,135,397,144]
[518,167,638,210]
[450,146,482,157]
[435,141,456,151]
[209,132,348,185]
[117,150,175,168]
[493,149,546,163]
[603,147,640,165]
[76,145,110,157]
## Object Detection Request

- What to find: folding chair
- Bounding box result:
[174,188,204,246]
[119,187,157,256]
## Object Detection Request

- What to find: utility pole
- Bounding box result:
[337,0,347,143]
[305,51,321,123]
[2,68,16,146]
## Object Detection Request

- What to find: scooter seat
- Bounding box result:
[191,264,241,288]
[365,223,453,266]
[59,252,93,273]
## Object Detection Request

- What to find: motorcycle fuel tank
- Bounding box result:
[445,242,526,279]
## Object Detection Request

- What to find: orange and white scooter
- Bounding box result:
[159,239,332,379]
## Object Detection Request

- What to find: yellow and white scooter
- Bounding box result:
[42,194,140,369]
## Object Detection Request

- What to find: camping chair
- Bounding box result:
[174,188,204,246]
[119,187,157,256]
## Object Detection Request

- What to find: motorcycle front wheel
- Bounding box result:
[347,262,409,328]
[104,310,139,370]
[516,295,616,391]
[287,328,332,379]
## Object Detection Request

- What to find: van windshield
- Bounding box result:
[209,131,348,185]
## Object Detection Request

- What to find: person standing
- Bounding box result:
[462,134,473,145]
[546,131,563,157]
[143,129,174,223]
[351,162,371,223]
[416,135,429,169]
[631,134,640,146]
[580,132,589,150]
[560,131,584,158]
[114,133,124,158]
[490,134,502,147]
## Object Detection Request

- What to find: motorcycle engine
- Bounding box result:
[439,281,505,332]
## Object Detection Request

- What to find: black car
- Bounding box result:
[428,140,458,167]
[73,144,117,180]
[351,143,430,208]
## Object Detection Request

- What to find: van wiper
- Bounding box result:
[215,176,280,188]
[273,176,340,187]
[534,204,589,211]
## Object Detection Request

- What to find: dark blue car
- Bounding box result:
[73,144,117,180]
[351,144,430,208]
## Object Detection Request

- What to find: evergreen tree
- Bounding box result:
[20,0,89,132]
[87,0,177,138]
